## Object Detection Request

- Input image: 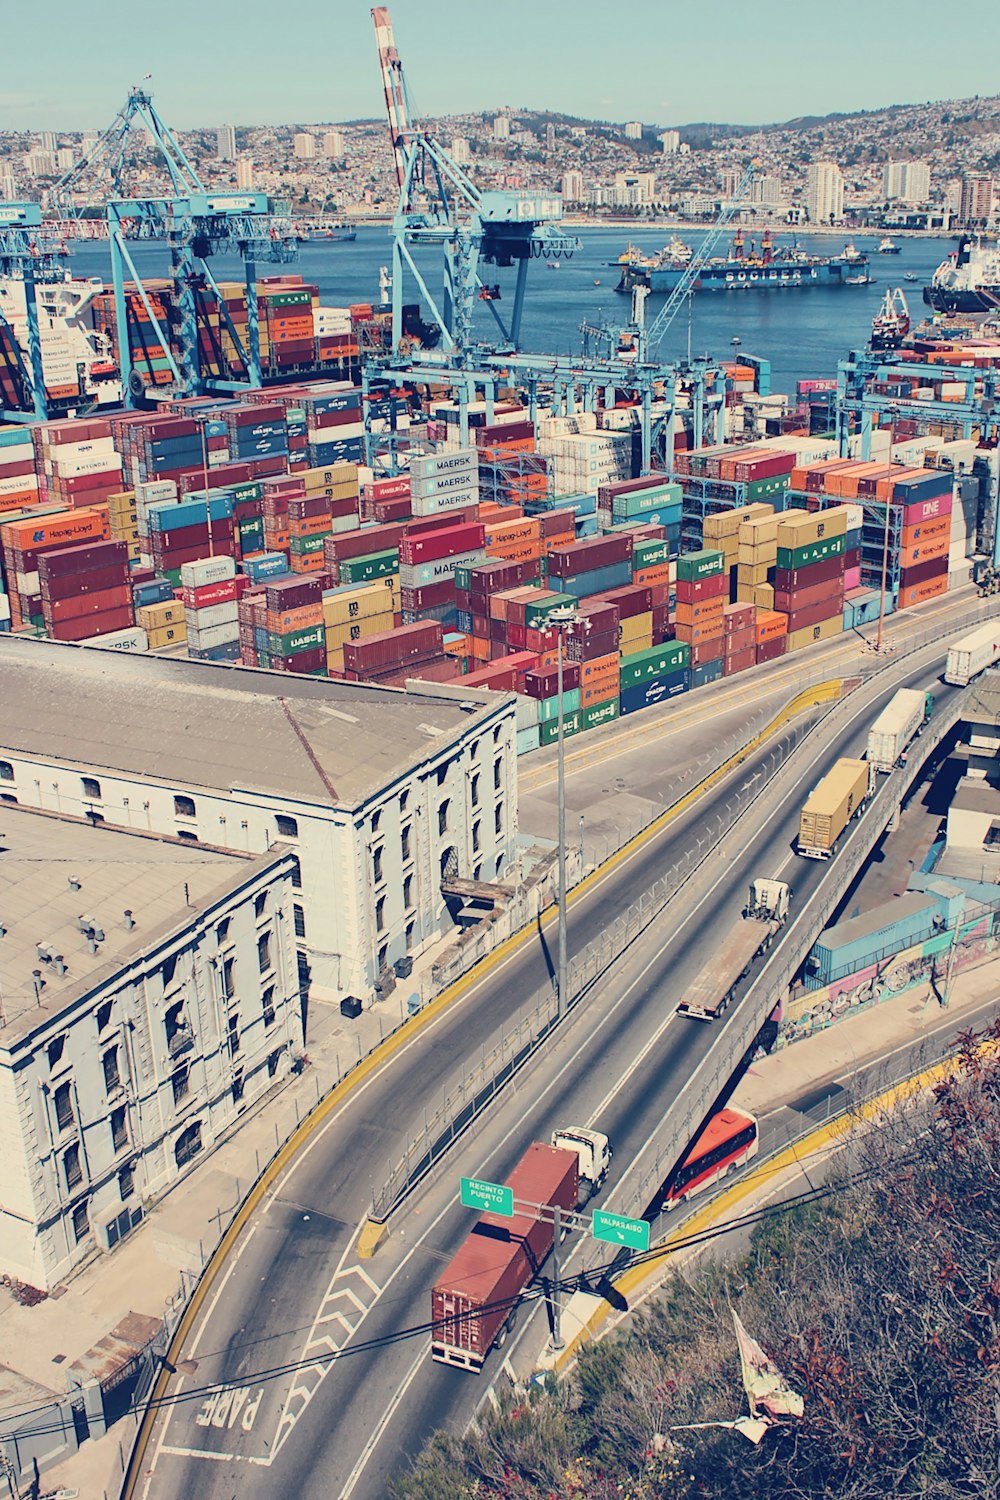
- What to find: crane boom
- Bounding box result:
[372,7,409,190]
[643,163,756,360]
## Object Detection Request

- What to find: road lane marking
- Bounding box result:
[159,1445,241,1463]
[338,1343,427,1499]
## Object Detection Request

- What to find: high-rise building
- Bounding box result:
[23,150,56,179]
[451,137,471,165]
[659,129,680,155]
[39,131,56,152]
[560,169,584,203]
[236,156,254,189]
[750,175,783,205]
[55,147,75,172]
[217,123,237,162]
[293,132,316,161]
[81,132,98,155]
[624,121,642,140]
[719,169,740,199]
[322,129,345,159]
[0,167,16,200]
[493,116,509,141]
[613,170,656,206]
[884,159,930,204]
[806,161,844,223]
[545,122,556,152]
[960,172,994,226]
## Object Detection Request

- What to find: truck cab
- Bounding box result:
[745,877,790,923]
[551,1127,612,1201]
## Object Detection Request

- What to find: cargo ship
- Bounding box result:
[878,236,901,255]
[616,229,869,293]
[923,236,1000,313]
[295,223,357,243]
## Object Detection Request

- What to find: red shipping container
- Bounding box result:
[772,554,844,592]
[689,637,725,668]
[400,580,456,611]
[49,606,134,642]
[786,597,843,632]
[674,572,728,605]
[591,584,652,619]
[566,629,619,663]
[366,476,411,502]
[265,577,323,611]
[180,579,240,610]
[596,474,670,505]
[44,585,132,623]
[345,620,443,672]
[399,523,486,565]
[576,600,620,634]
[723,646,757,676]
[288,494,333,521]
[756,636,788,664]
[40,563,130,602]
[523,663,581,698]
[899,556,949,589]
[723,602,755,634]
[773,581,844,617]
[724,626,756,656]
[373,498,413,523]
[547,534,633,577]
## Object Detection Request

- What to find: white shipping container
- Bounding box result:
[80,625,149,652]
[51,452,123,479]
[185,622,240,651]
[180,555,237,588]
[945,622,1000,686]
[136,479,178,504]
[185,602,239,630]
[410,448,477,481]
[0,473,39,496]
[866,688,926,773]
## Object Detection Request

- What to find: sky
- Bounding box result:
[2,0,999,133]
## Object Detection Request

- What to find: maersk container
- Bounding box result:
[945,622,1000,686]
[798,758,872,859]
[866,688,928,773]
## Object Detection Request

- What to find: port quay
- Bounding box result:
[0,8,999,1499]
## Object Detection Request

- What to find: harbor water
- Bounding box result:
[68,227,947,397]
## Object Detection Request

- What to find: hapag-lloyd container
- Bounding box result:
[344,620,443,672]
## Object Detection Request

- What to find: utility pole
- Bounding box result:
[550,606,586,1019]
[876,408,897,654]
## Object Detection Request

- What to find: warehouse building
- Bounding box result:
[0,638,519,1005]
[0,806,300,1289]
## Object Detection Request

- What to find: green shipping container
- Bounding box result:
[537,687,581,723]
[453,566,473,591]
[539,710,581,746]
[745,474,790,502]
[266,290,312,308]
[339,549,399,584]
[633,538,671,568]
[581,698,620,731]
[676,548,725,583]
[267,623,325,657]
[232,482,263,506]
[611,482,682,518]
[775,534,846,571]
[620,640,690,688]
[289,531,331,555]
[524,592,575,628]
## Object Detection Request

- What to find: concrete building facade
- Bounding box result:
[0,640,519,1007]
[806,160,844,223]
[0,808,299,1290]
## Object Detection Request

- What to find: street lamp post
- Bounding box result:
[196,413,215,559]
[550,606,586,1020]
[875,408,898,654]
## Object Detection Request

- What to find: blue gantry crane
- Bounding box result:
[372,6,581,361]
[0,201,71,421]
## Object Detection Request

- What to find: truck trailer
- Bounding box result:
[797,757,873,859]
[945,622,1000,686]
[866,688,932,773]
[677,878,790,1021]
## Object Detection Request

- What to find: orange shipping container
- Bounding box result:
[674,620,725,646]
[268,603,324,634]
[1,505,110,550]
[901,512,951,548]
[578,652,620,688]
[468,634,491,661]
[632,563,673,587]
[755,609,788,644]
[900,533,950,569]
[898,574,949,609]
[674,596,725,629]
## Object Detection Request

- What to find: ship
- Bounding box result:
[870,287,910,350]
[609,235,691,271]
[878,235,901,255]
[295,222,358,242]
[0,272,122,413]
[923,236,1000,313]
[616,228,869,293]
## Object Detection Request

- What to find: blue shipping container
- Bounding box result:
[619,668,689,715]
[691,659,724,688]
[560,561,632,597]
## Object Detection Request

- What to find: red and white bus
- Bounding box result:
[660,1107,759,1211]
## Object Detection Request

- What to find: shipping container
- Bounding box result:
[866,688,931,773]
[944,622,1000,686]
[798,758,872,859]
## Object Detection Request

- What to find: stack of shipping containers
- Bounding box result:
[674,548,726,687]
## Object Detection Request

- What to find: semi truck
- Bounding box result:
[676,878,791,1021]
[866,687,933,773]
[431,1129,611,1372]
[945,621,1000,686]
[797,757,874,860]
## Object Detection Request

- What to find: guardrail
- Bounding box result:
[617,688,967,1225]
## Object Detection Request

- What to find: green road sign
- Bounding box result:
[592,1209,650,1252]
[461,1176,514,1216]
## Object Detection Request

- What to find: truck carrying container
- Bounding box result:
[866,688,932,773]
[677,879,790,1021]
[431,1142,578,1372]
[798,758,873,860]
[944,622,1000,686]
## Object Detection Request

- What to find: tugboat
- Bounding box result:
[878,235,902,255]
[870,287,910,350]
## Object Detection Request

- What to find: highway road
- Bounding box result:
[139,616,976,1500]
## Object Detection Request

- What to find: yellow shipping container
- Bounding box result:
[303,463,358,493]
[737,560,773,584]
[735,583,757,605]
[786,615,843,653]
[324,612,394,651]
[798,757,870,857]
[703,511,742,541]
[147,622,187,648]
[619,611,654,648]
[326,646,345,673]
[776,510,830,548]
[754,584,775,611]
[138,601,184,629]
[322,577,398,627]
[739,513,779,543]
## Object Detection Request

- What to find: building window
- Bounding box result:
[405,920,415,950]
[495,802,504,836]
[118,1164,135,1202]
[174,794,196,818]
[257,932,272,974]
[401,825,411,862]
[267,1050,282,1079]
[165,1001,192,1057]
[171,1064,190,1106]
[436,764,448,787]
[371,808,382,834]
[293,904,306,939]
[262,986,275,1028]
[177,830,198,843]
[0,793,16,805]
[0,760,12,781]
[162,953,177,987]
[97,1001,113,1033]
[276,814,298,839]
[81,776,101,800]
[471,772,480,807]
[53,1081,73,1133]
[472,820,481,854]
[289,855,302,889]
[174,1121,202,1168]
[400,790,409,814]
[228,1013,240,1057]
[254,891,268,919]
[403,874,413,909]
[377,943,389,974]
[215,919,230,945]
[231,1070,245,1105]
[102,1046,120,1095]
[223,956,236,1000]
[493,725,502,745]
[63,1143,82,1192]
[375,896,386,933]
[47,1035,65,1069]
[72,1200,89,1244]
[296,951,310,996]
[494,759,503,791]
[438,799,450,836]
[110,1105,128,1153]
[373,846,384,884]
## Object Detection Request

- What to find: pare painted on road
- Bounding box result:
[196,1385,264,1431]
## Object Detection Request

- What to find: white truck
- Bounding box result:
[945,622,1000,686]
[551,1127,612,1202]
[677,878,791,1021]
[866,688,933,773]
